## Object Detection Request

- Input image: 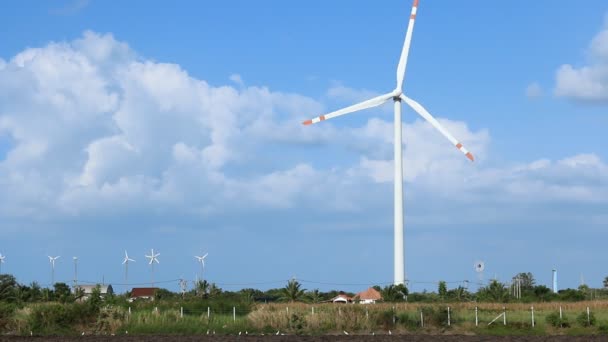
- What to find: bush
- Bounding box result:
[0,302,17,332]
[396,312,419,329]
[375,310,394,329]
[576,310,596,327]
[545,311,570,328]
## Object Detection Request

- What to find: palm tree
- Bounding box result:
[280,279,306,302]
[307,289,323,303]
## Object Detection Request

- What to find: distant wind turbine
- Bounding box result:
[48,256,60,285]
[0,253,5,274]
[194,253,208,282]
[122,250,136,284]
[145,249,160,287]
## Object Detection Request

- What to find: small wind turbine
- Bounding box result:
[73,257,78,288]
[0,253,5,274]
[122,250,136,284]
[145,249,160,287]
[301,0,475,285]
[48,256,60,285]
[194,253,208,282]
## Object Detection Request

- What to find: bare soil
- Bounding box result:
[1,335,607,342]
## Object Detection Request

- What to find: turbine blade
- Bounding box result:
[122,259,127,265]
[400,94,474,161]
[202,253,208,259]
[302,92,394,125]
[396,0,420,91]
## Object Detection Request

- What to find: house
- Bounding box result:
[354,287,382,304]
[330,293,353,304]
[129,287,158,302]
[73,284,114,301]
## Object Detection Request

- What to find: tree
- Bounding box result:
[603,276,608,289]
[53,282,73,303]
[478,280,508,302]
[0,274,18,302]
[513,272,535,291]
[307,289,323,303]
[533,285,552,301]
[382,284,408,302]
[280,279,306,302]
[438,281,447,300]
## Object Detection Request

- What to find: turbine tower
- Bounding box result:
[301,0,475,285]
[194,253,208,282]
[73,256,78,288]
[145,249,160,287]
[0,253,5,274]
[48,256,60,285]
[122,250,136,284]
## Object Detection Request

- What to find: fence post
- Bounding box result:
[233,307,236,322]
[447,307,451,326]
[531,306,534,327]
[154,307,158,313]
[366,307,369,321]
[503,307,506,325]
[286,306,289,314]
[312,306,314,315]
[207,306,210,319]
[587,307,590,325]
[420,310,424,327]
[180,307,183,318]
[475,307,478,326]
[392,306,395,325]
[128,306,131,315]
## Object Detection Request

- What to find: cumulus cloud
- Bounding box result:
[554,17,608,102]
[0,31,605,232]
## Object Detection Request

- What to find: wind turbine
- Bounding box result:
[0,253,5,274]
[194,253,208,282]
[122,250,136,284]
[73,257,78,288]
[301,0,475,285]
[48,256,60,285]
[144,249,160,287]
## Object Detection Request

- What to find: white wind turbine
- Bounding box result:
[0,253,5,274]
[301,0,475,285]
[122,250,136,284]
[194,253,208,282]
[145,249,160,287]
[48,256,60,285]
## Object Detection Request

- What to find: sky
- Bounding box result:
[0,0,607,294]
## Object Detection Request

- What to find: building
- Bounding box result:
[129,287,158,302]
[354,287,382,304]
[73,284,114,302]
[329,293,353,304]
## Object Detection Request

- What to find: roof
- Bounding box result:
[130,287,158,297]
[330,294,353,302]
[354,287,382,301]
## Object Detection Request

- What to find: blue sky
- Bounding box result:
[0,0,607,293]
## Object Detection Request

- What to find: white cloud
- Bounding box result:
[525,82,542,98]
[0,31,605,230]
[554,19,608,102]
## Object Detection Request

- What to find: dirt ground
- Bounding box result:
[1,335,607,342]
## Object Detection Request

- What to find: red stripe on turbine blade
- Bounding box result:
[320,115,326,121]
[456,143,463,149]
[302,119,313,125]
[466,152,474,162]
[410,14,416,19]
[413,0,419,7]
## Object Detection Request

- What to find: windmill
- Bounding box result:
[144,249,160,287]
[122,250,136,284]
[0,253,5,274]
[301,0,475,285]
[474,260,485,287]
[194,253,208,282]
[48,256,60,285]
[73,257,78,288]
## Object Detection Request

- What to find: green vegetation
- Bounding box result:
[0,273,608,335]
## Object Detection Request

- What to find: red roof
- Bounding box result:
[130,287,157,297]
[355,287,382,301]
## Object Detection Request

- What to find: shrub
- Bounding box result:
[576,310,596,327]
[545,311,570,328]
